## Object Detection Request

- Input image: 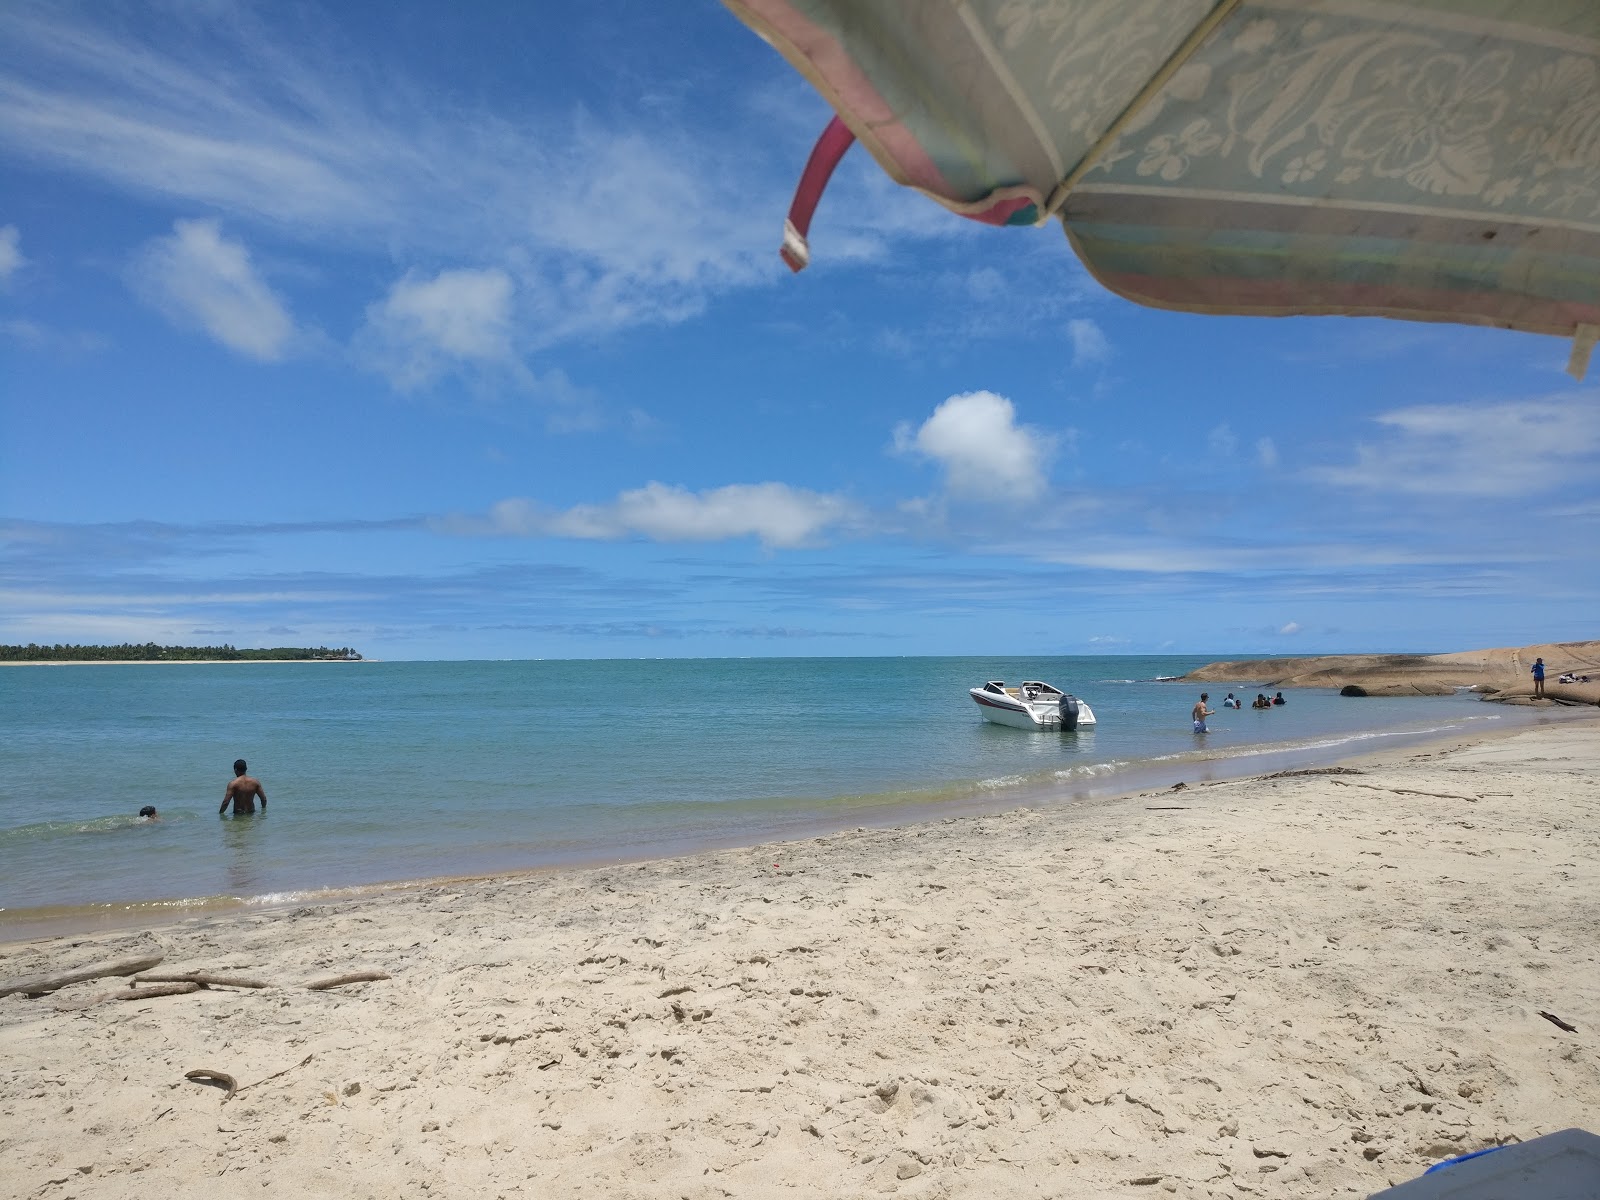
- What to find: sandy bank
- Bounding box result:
[0,659,371,667]
[1185,639,1600,704]
[2,717,1597,1198]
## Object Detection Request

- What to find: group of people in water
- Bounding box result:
[134,759,267,822]
[1192,690,1283,733]
[1238,692,1285,709]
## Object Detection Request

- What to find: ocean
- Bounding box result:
[0,656,1531,932]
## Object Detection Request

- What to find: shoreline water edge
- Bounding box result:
[1,698,1577,941]
[2,714,1596,1198]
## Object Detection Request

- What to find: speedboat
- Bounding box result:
[969,681,1096,731]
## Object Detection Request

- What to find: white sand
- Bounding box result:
[3,718,1597,1199]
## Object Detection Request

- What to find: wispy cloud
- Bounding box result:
[1067,317,1110,367]
[1309,393,1600,497]
[0,223,21,282]
[1207,423,1238,457]
[0,3,952,367]
[355,267,521,390]
[128,218,295,360]
[893,391,1057,503]
[437,483,860,549]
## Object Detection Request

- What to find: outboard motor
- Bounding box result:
[1059,695,1080,732]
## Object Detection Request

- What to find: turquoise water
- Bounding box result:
[0,657,1528,926]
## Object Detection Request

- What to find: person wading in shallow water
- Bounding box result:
[221,759,268,816]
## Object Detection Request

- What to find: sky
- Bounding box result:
[1,0,1596,661]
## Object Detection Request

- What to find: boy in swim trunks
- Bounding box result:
[221,759,268,815]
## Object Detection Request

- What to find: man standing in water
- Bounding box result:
[221,759,267,815]
[1192,693,1214,734]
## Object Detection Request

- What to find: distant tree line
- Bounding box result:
[0,643,363,662]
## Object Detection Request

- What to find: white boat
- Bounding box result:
[969,680,1096,731]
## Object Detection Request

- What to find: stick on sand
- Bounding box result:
[305,971,390,991]
[0,954,165,999]
[134,972,271,989]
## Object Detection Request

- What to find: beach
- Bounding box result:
[1185,639,1600,705]
[3,715,1596,1198]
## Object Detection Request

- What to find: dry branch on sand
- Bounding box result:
[133,972,271,989]
[304,971,390,990]
[0,954,165,999]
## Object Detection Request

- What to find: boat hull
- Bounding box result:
[969,687,1097,730]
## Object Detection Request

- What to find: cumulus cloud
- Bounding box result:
[893,391,1056,503]
[356,267,520,390]
[1279,621,1301,635]
[128,218,293,360]
[444,482,856,549]
[1208,424,1238,457]
[0,224,21,282]
[1309,395,1600,496]
[1067,317,1110,367]
[1256,437,1279,468]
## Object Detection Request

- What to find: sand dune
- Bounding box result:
[3,718,1598,1198]
[1185,639,1600,703]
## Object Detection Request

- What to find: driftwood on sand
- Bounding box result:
[184,1069,238,1099]
[115,982,200,1000]
[52,981,201,1012]
[185,1054,313,1103]
[134,972,271,989]
[305,971,390,991]
[0,953,165,999]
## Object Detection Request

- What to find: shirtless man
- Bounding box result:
[1191,693,1214,734]
[221,759,267,815]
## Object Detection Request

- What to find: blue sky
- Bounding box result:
[2,0,1596,660]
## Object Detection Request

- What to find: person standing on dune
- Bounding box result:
[1532,657,1546,699]
[221,759,268,815]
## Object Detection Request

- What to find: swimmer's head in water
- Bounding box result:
[139,805,157,818]
[234,759,247,776]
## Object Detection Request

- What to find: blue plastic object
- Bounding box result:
[1423,1145,1511,1175]
[1367,1129,1600,1198]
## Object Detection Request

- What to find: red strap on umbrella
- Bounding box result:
[780,115,856,272]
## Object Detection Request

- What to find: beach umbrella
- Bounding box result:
[726,0,1600,376]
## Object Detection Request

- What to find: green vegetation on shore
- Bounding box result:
[1,643,363,662]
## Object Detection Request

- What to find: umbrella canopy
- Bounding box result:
[728,0,1600,374]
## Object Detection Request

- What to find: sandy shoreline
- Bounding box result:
[0,659,370,667]
[0,709,1551,944]
[1185,638,1600,705]
[3,717,1597,1198]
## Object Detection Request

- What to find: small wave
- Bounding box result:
[1053,760,1129,780]
[976,774,1029,791]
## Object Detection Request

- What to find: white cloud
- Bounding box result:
[893,391,1056,503]
[356,267,519,390]
[1026,538,1486,575]
[0,224,21,281]
[129,218,293,360]
[0,7,944,352]
[1256,436,1279,468]
[1279,621,1302,635]
[444,482,857,549]
[1067,317,1110,367]
[1310,394,1600,496]
[1208,424,1238,457]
